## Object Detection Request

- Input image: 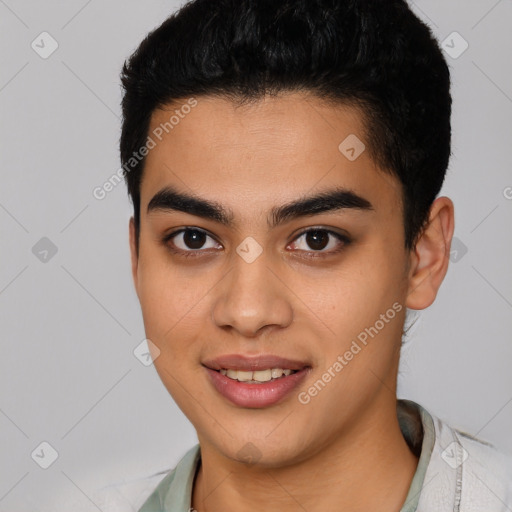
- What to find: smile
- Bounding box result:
[217,368,298,383]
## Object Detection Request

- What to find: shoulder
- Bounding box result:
[454,428,512,510]
[92,444,201,512]
[91,468,177,512]
[426,407,512,511]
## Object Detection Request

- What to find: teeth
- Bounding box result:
[253,369,272,382]
[218,368,297,383]
[237,371,253,382]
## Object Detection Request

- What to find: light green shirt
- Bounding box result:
[138,399,435,512]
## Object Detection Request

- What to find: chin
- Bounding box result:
[209,433,306,469]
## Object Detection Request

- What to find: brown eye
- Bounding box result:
[164,228,222,255]
[181,229,207,249]
[289,228,350,254]
[304,230,330,251]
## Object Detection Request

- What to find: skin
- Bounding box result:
[129,92,455,512]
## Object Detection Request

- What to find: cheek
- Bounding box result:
[300,252,407,363]
[136,260,205,347]
[137,268,206,397]
[137,272,213,424]
[306,256,404,323]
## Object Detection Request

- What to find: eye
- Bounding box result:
[288,228,350,255]
[163,227,222,256]
[162,226,350,260]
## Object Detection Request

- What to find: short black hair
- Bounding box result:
[120,0,451,251]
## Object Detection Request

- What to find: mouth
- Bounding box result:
[202,354,311,408]
[215,367,299,383]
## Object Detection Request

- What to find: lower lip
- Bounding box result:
[205,367,310,408]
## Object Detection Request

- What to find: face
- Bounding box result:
[130,92,414,466]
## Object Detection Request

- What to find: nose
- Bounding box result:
[211,250,293,338]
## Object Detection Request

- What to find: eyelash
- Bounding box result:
[162,227,351,260]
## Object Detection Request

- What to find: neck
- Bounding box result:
[192,398,419,512]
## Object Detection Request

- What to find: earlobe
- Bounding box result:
[129,217,139,296]
[405,196,455,310]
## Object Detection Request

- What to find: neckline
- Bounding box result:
[139,399,436,512]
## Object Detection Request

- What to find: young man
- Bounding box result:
[100,0,512,510]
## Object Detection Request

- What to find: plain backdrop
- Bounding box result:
[1,1,511,510]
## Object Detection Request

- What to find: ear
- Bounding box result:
[406,196,455,310]
[129,217,140,298]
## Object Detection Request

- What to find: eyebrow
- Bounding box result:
[147,185,374,228]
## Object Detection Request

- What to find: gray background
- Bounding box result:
[0,1,511,510]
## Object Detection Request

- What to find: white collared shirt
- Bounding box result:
[92,400,512,511]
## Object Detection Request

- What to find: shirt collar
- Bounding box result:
[139,399,435,512]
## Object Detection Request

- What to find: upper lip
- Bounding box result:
[202,354,310,371]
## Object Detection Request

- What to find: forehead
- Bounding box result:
[140,93,402,218]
